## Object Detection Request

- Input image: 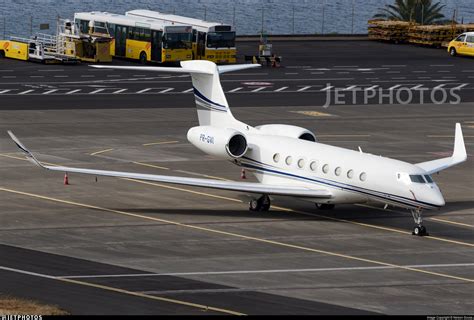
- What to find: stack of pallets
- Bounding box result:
[368,19,414,43]
[409,24,474,47]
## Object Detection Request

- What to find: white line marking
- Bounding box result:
[412,71,427,73]
[391,77,406,80]
[334,65,358,67]
[42,89,58,95]
[386,71,400,74]
[29,75,44,78]
[388,85,401,90]
[136,88,152,94]
[54,75,68,78]
[18,90,34,95]
[59,262,474,279]
[461,70,474,73]
[364,85,378,91]
[320,85,333,91]
[0,89,11,94]
[285,72,298,75]
[437,70,450,73]
[38,69,64,72]
[343,85,357,91]
[433,84,446,90]
[453,83,468,90]
[410,84,423,90]
[182,88,194,93]
[251,87,266,92]
[382,65,406,67]
[134,74,147,77]
[430,64,453,67]
[81,75,94,78]
[0,69,13,72]
[228,87,243,93]
[65,89,81,95]
[2,76,16,78]
[159,88,174,94]
[298,86,312,92]
[274,86,288,92]
[113,88,127,94]
[107,75,121,78]
[89,89,105,94]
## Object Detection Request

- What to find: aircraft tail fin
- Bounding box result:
[91,61,260,129]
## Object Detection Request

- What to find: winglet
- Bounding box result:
[453,122,467,162]
[415,123,467,174]
[7,131,44,167]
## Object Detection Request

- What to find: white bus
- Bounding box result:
[74,12,193,63]
[126,9,236,64]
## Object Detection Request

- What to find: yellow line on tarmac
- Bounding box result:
[0,153,58,166]
[133,162,170,170]
[143,141,179,146]
[428,217,473,228]
[122,178,241,203]
[58,277,243,315]
[317,135,371,138]
[90,148,114,156]
[0,187,472,284]
[427,135,474,138]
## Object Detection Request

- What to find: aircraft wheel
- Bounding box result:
[249,199,260,211]
[412,225,427,236]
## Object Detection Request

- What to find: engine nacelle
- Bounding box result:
[255,124,316,142]
[187,126,248,159]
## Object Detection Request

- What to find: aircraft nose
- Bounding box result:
[431,190,445,207]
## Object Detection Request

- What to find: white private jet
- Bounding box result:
[8,60,467,236]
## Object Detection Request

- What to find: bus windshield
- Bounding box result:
[162,32,192,49]
[206,32,236,48]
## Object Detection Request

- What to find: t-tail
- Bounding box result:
[91,61,260,130]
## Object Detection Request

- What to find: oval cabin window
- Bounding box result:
[322,164,329,174]
[285,156,293,166]
[273,153,280,163]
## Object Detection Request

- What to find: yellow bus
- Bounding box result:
[74,12,193,63]
[126,10,236,64]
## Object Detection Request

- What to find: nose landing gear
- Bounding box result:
[411,209,428,236]
[249,194,271,212]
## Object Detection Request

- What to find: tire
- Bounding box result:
[249,199,260,211]
[139,52,147,64]
[449,47,457,57]
[413,226,421,236]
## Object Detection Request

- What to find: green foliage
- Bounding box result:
[374,0,447,24]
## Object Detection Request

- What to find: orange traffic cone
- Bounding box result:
[240,169,246,179]
[64,173,69,185]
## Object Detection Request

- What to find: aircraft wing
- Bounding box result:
[7,131,332,199]
[415,123,467,174]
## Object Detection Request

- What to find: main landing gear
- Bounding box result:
[249,194,271,212]
[411,209,428,236]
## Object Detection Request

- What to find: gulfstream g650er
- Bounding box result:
[8,61,466,236]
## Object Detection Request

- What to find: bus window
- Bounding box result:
[107,23,116,36]
[94,21,108,35]
[77,19,90,34]
[206,32,236,48]
[163,32,192,49]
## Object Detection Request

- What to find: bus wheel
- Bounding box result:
[139,52,147,64]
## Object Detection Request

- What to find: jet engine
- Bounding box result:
[255,124,316,142]
[187,126,248,159]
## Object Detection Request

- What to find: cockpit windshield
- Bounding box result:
[409,174,434,184]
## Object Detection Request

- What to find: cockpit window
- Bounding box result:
[410,175,426,183]
[424,175,433,183]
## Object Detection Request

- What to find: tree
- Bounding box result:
[373,0,447,25]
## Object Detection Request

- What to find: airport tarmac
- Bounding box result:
[0,40,473,315]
